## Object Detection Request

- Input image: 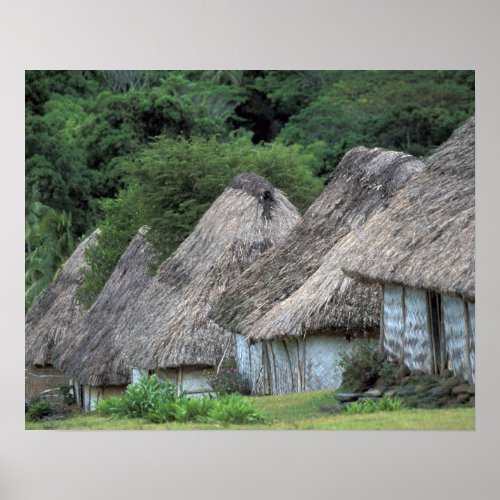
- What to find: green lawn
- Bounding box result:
[26,389,475,430]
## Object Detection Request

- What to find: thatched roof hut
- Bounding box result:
[210,149,425,394]
[341,118,475,382]
[25,230,99,368]
[343,118,475,302]
[114,173,301,387]
[213,148,425,341]
[55,227,154,391]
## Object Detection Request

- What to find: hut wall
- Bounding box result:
[442,294,473,383]
[234,333,251,383]
[403,288,433,373]
[257,336,354,395]
[285,338,303,391]
[382,285,405,363]
[181,367,213,396]
[156,367,214,397]
[82,385,102,412]
[78,384,128,412]
[25,366,69,401]
[304,336,348,391]
[249,342,266,395]
[267,340,294,394]
[132,368,149,384]
[468,303,475,383]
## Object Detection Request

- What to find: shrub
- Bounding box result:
[95,396,127,417]
[26,398,54,422]
[342,397,405,415]
[207,395,264,424]
[378,361,399,386]
[209,358,250,396]
[56,384,76,406]
[122,374,177,418]
[337,338,380,392]
[94,375,262,425]
[145,400,178,424]
[173,397,216,422]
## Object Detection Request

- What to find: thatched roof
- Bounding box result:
[342,117,475,302]
[211,148,425,341]
[114,173,301,369]
[54,227,154,386]
[25,230,99,367]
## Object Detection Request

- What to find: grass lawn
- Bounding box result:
[26,389,475,430]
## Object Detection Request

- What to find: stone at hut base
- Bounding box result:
[397,385,416,397]
[363,388,382,397]
[456,393,470,404]
[452,384,475,395]
[334,393,361,403]
[429,385,452,398]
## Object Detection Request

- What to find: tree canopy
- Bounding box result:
[25,70,475,308]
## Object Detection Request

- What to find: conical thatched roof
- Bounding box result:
[25,230,99,367]
[342,118,475,302]
[114,173,301,370]
[54,227,154,386]
[211,148,425,342]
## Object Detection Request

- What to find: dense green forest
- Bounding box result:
[25,70,474,308]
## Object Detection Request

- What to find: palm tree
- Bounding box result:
[25,191,75,308]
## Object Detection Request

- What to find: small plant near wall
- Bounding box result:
[95,374,263,425]
[336,337,380,392]
[209,358,251,396]
[26,398,54,422]
[342,396,405,415]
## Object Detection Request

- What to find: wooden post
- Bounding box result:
[401,287,407,366]
[463,300,473,384]
[439,294,447,373]
[379,287,385,356]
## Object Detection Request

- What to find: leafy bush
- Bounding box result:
[337,338,380,392]
[94,375,262,425]
[145,400,178,423]
[209,358,250,396]
[342,397,405,415]
[206,395,264,424]
[123,374,177,418]
[26,398,54,422]
[378,361,400,386]
[56,384,76,406]
[95,396,127,417]
[173,397,216,422]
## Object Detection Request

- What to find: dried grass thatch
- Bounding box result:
[55,227,154,386]
[25,231,99,367]
[211,148,425,341]
[342,117,475,302]
[114,173,301,369]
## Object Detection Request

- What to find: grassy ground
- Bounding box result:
[26,389,475,430]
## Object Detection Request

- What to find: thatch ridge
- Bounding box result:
[342,117,475,301]
[55,228,154,386]
[211,148,425,341]
[25,230,99,367]
[114,172,301,369]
